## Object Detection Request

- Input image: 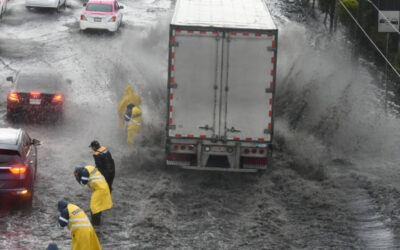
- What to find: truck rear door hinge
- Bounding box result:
[265,88,273,93]
[264,128,272,134]
[169,83,178,89]
[267,46,276,52]
[168,125,176,130]
[172,42,179,47]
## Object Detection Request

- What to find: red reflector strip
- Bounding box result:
[243,32,249,36]
[175,30,181,33]
[233,137,240,140]
[172,36,175,43]
[242,157,267,165]
[269,110,272,117]
[270,70,274,76]
[268,34,273,38]
[212,31,218,35]
[171,52,175,59]
[200,31,206,34]
[272,40,276,47]
[269,98,273,105]
[246,137,252,141]
[268,123,272,130]
[258,138,265,141]
[188,134,194,138]
[167,153,194,161]
[230,32,236,36]
[169,106,173,112]
[270,82,274,88]
[271,57,275,64]
[175,134,182,137]
[169,118,173,124]
[171,65,175,71]
[170,77,174,83]
[255,33,261,37]
[200,135,207,138]
[170,93,174,100]
[187,30,194,34]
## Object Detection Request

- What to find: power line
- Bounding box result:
[337,0,400,79]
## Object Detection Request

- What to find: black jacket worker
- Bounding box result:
[89,140,115,192]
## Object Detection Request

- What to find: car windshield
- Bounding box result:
[86,3,113,12]
[17,73,62,93]
[0,150,20,164]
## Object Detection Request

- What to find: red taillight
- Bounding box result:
[30,91,41,98]
[251,148,257,154]
[188,145,194,150]
[181,145,186,150]
[10,166,27,175]
[244,148,249,154]
[173,145,179,150]
[81,14,86,20]
[8,92,19,102]
[111,16,116,22]
[259,149,265,154]
[52,94,63,102]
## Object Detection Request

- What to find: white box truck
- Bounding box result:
[166,0,277,172]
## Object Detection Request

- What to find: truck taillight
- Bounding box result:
[173,145,179,150]
[10,165,27,175]
[244,148,249,154]
[188,145,194,150]
[52,94,63,102]
[181,145,186,150]
[259,149,265,154]
[251,148,257,154]
[30,91,41,98]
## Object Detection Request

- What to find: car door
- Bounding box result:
[22,133,34,181]
[115,1,122,24]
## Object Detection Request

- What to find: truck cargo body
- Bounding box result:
[166,0,277,172]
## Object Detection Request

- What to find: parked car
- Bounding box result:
[0,128,41,207]
[0,0,7,19]
[25,0,66,12]
[80,0,123,32]
[6,69,66,121]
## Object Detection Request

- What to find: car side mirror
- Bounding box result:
[32,139,42,146]
[6,76,13,82]
[119,5,124,9]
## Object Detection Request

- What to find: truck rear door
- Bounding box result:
[221,32,276,142]
[169,30,222,138]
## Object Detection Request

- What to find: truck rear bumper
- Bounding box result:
[179,165,259,173]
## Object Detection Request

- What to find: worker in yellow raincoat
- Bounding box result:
[118,85,141,128]
[123,103,142,144]
[74,166,113,226]
[57,200,101,250]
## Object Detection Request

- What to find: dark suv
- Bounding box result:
[0,128,41,207]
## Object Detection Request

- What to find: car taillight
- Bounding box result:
[81,14,87,20]
[52,94,63,102]
[10,166,27,175]
[30,91,41,98]
[8,92,19,102]
[109,16,116,22]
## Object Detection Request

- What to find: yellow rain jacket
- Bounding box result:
[67,203,101,250]
[118,85,142,127]
[127,106,142,144]
[85,165,113,214]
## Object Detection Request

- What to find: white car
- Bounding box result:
[0,0,7,19]
[25,0,66,11]
[80,0,123,32]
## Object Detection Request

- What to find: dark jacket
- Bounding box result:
[93,147,115,176]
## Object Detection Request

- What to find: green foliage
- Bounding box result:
[337,0,359,18]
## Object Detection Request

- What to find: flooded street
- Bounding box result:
[1,0,400,249]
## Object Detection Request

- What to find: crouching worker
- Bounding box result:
[74,166,113,226]
[57,200,101,250]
